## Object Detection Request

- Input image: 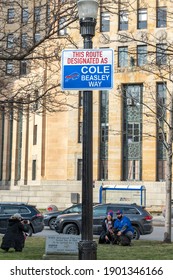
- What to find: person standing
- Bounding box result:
[99,210,115,244]
[113,209,134,245]
[1,213,29,252]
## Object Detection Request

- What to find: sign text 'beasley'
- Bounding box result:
[61,49,114,90]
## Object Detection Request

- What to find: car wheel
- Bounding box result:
[133,226,140,240]
[49,218,56,230]
[63,224,79,235]
[27,225,33,237]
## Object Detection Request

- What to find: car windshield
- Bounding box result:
[62,205,82,214]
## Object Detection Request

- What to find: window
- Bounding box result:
[123,84,142,181]
[100,159,108,180]
[119,10,128,30]
[156,82,166,181]
[33,125,37,145]
[157,83,166,106]
[137,9,147,29]
[118,46,128,67]
[34,7,41,22]
[101,123,109,142]
[79,91,83,107]
[127,160,141,180]
[6,61,13,74]
[157,7,166,28]
[78,122,83,143]
[77,159,82,180]
[32,160,36,180]
[156,44,167,65]
[22,7,29,23]
[21,33,27,48]
[157,160,166,181]
[58,17,67,36]
[34,33,41,43]
[100,12,110,32]
[20,61,27,75]
[7,34,14,48]
[7,8,14,23]
[127,123,141,143]
[137,45,147,66]
[46,4,50,22]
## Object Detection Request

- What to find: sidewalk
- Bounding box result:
[152,215,173,226]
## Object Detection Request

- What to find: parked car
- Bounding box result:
[43,203,82,230]
[54,203,153,240]
[0,202,44,236]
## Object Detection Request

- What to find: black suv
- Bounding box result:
[54,203,153,240]
[0,202,44,236]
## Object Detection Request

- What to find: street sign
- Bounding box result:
[61,49,114,90]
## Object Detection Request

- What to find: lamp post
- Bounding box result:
[77,0,99,260]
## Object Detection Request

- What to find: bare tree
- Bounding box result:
[0,0,78,117]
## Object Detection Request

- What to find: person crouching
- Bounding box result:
[99,211,115,244]
[1,213,30,252]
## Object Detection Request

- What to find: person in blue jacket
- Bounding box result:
[113,209,134,245]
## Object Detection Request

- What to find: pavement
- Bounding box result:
[152,214,173,226]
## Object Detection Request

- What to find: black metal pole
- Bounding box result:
[78,18,97,260]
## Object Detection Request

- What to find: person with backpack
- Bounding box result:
[113,209,134,246]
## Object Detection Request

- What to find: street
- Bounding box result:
[34,226,173,242]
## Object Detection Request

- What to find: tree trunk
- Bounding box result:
[163,96,173,243]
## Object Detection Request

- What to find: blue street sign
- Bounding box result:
[61,49,114,90]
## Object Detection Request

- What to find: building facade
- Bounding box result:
[0,0,173,209]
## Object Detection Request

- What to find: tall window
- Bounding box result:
[15,108,23,181]
[21,33,27,48]
[7,34,14,48]
[118,46,128,67]
[46,4,50,22]
[7,105,13,181]
[7,8,14,23]
[100,12,110,32]
[123,84,143,181]
[119,10,128,30]
[20,61,27,75]
[156,44,167,65]
[78,122,83,143]
[137,45,147,66]
[33,125,37,145]
[157,83,166,181]
[79,91,83,107]
[22,7,29,23]
[0,108,5,180]
[77,159,82,180]
[137,9,147,29]
[157,7,167,28]
[34,7,41,22]
[32,160,36,180]
[99,91,109,180]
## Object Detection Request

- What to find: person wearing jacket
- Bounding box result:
[99,210,115,244]
[113,209,134,245]
[1,213,29,252]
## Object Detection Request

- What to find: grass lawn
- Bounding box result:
[0,236,173,260]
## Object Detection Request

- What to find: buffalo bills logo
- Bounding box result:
[65,72,80,82]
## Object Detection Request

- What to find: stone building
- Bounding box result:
[0,0,172,209]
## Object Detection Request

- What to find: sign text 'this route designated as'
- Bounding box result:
[61,49,114,90]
